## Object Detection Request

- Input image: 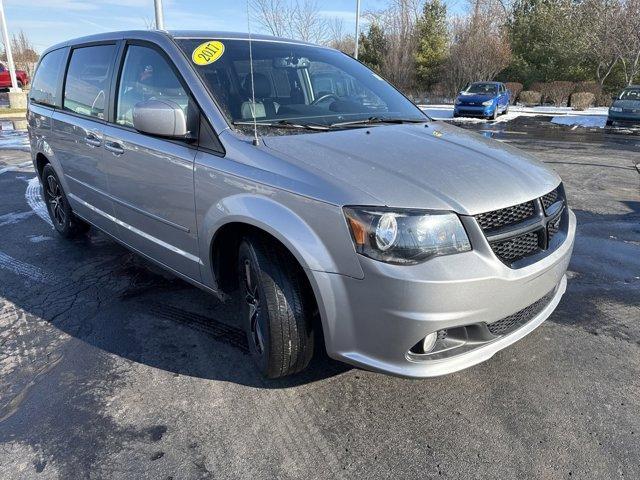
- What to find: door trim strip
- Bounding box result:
[69,193,202,264]
[65,173,190,233]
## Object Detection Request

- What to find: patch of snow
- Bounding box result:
[0,211,34,227]
[419,104,609,125]
[28,235,53,243]
[0,161,33,175]
[0,250,55,284]
[551,115,607,129]
[26,176,53,227]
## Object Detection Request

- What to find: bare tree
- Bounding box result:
[250,0,328,43]
[1,30,39,79]
[327,18,355,54]
[445,4,511,94]
[368,0,423,92]
[580,0,622,87]
[250,0,292,38]
[615,0,640,86]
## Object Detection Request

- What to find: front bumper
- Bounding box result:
[454,104,494,117]
[310,209,576,378]
[607,112,640,125]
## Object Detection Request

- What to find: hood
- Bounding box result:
[262,122,560,216]
[457,93,496,103]
[612,99,640,110]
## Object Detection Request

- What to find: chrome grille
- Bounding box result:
[474,184,566,267]
[490,231,541,262]
[487,289,555,336]
[541,188,559,212]
[475,201,535,231]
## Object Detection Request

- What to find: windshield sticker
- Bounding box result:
[192,41,225,65]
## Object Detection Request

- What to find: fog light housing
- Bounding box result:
[421,332,438,353]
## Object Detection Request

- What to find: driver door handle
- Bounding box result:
[104,141,124,156]
[84,133,101,148]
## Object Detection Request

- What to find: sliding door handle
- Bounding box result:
[104,142,125,156]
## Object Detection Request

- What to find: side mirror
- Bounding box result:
[133,100,189,139]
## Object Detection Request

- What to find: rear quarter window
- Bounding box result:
[63,44,116,119]
[29,48,67,108]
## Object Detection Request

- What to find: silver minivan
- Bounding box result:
[27,30,576,378]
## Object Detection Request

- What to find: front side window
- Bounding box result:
[30,48,66,107]
[63,44,116,119]
[116,45,192,128]
[176,38,425,129]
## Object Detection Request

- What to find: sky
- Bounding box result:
[4,0,372,52]
[5,0,465,53]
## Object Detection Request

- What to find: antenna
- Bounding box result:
[246,0,260,146]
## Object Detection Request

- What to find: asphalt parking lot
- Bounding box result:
[0,117,638,479]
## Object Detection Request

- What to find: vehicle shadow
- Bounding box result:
[0,226,351,390]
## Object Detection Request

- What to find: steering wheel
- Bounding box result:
[311,93,339,106]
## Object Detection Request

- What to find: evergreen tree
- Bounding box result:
[414,0,448,90]
[358,23,386,73]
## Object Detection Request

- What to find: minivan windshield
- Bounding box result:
[462,83,498,95]
[176,38,427,129]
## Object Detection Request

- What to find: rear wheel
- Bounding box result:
[606,119,613,127]
[238,236,315,378]
[42,164,89,238]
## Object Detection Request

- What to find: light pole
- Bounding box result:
[354,0,361,59]
[154,0,165,30]
[0,0,19,92]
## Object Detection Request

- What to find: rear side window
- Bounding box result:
[115,45,192,127]
[30,48,66,107]
[63,44,116,119]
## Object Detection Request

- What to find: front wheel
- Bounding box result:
[42,164,90,238]
[238,237,315,378]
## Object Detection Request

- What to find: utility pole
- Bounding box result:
[354,0,361,59]
[154,0,165,30]
[0,0,19,91]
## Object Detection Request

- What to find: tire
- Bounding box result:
[606,119,613,127]
[489,108,498,120]
[41,164,90,238]
[238,236,315,378]
[504,104,510,115]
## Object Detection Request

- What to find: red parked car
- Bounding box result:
[0,63,29,88]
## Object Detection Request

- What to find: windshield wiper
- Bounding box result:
[330,116,429,128]
[233,120,331,131]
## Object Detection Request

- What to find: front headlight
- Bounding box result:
[343,207,471,265]
[455,99,462,105]
[482,100,494,106]
[610,106,622,112]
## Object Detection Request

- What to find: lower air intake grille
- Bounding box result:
[486,289,556,336]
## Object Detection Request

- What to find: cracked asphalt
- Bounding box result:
[0,118,639,479]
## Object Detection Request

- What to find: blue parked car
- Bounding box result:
[454,82,510,120]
